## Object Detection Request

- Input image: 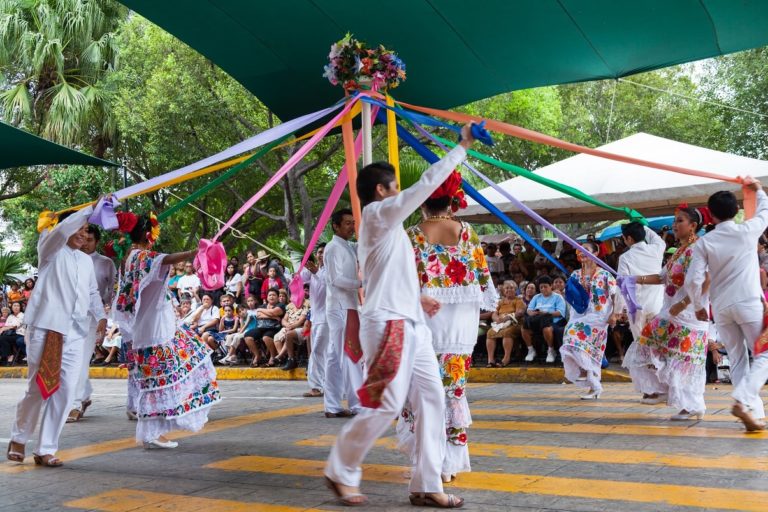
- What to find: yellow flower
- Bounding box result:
[445,355,466,382]
[414,233,426,245]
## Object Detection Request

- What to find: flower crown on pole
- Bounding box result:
[430,170,467,213]
[323,33,406,91]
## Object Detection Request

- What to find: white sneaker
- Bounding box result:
[143,438,179,449]
[546,348,556,363]
[525,347,537,362]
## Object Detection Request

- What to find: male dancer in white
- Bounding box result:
[323,210,364,417]
[324,123,475,508]
[7,207,106,466]
[618,222,666,403]
[68,225,116,422]
[686,178,768,431]
[301,243,328,398]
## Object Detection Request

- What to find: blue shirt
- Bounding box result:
[528,293,566,323]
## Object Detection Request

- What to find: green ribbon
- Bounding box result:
[158,135,290,221]
[433,134,646,225]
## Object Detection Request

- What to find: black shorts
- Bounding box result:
[524,314,555,331]
[244,327,279,341]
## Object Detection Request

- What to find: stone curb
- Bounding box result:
[0,366,631,383]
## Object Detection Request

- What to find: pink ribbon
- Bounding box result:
[289,105,378,307]
[213,95,364,241]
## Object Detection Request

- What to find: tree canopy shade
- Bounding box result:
[120,0,768,121]
[0,121,117,169]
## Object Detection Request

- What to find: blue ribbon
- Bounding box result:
[382,110,567,274]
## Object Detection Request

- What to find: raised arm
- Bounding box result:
[38,206,94,265]
[744,187,768,237]
[645,226,666,256]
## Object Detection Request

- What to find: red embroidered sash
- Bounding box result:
[754,313,768,358]
[357,319,405,409]
[36,330,64,399]
[344,309,363,363]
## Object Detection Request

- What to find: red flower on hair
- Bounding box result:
[445,258,467,284]
[430,170,467,212]
[117,212,138,233]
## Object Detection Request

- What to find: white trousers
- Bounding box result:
[717,300,766,418]
[733,352,768,415]
[72,319,97,410]
[11,327,85,456]
[324,309,363,413]
[307,321,329,391]
[326,318,446,493]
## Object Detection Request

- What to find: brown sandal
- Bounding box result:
[325,476,368,506]
[33,454,63,467]
[409,493,465,508]
[66,409,82,423]
[6,441,24,463]
[303,389,324,397]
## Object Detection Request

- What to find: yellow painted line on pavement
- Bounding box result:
[1,404,322,474]
[206,455,768,511]
[472,420,768,440]
[65,488,326,512]
[472,407,738,423]
[296,434,768,471]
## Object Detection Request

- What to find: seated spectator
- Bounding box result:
[224,263,243,304]
[221,296,258,365]
[522,276,566,363]
[607,308,632,363]
[167,262,185,300]
[520,281,537,307]
[99,316,122,366]
[218,293,238,316]
[212,305,240,357]
[6,302,26,364]
[485,243,504,277]
[244,288,285,367]
[0,304,24,365]
[177,261,202,302]
[260,267,286,302]
[273,292,310,371]
[486,282,526,367]
[189,293,220,350]
[6,283,23,304]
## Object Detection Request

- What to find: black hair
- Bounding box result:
[317,242,326,250]
[266,287,279,296]
[538,275,553,286]
[677,206,702,231]
[423,196,451,214]
[357,161,396,206]
[487,243,497,253]
[128,214,153,244]
[708,190,739,221]
[499,242,511,252]
[582,241,599,254]
[620,222,645,244]
[331,208,353,229]
[226,263,236,276]
[86,225,101,241]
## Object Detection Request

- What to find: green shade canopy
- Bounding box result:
[121,0,768,121]
[0,121,117,169]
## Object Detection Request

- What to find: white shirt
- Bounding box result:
[617,226,665,316]
[225,273,242,294]
[324,235,361,311]
[359,145,466,322]
[301,265,327,323]
[178,273,201,295]
[197,304,220,324]
[25,206,106,337]
[686,189,768,312]
[90,251,116,306]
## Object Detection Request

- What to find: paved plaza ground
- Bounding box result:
[1,378,767,511]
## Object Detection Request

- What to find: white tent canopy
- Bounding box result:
[458,133,768,225]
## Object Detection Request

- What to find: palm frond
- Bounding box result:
[0,250,26,284]
[0,82,32,123]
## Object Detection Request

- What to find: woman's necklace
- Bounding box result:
[422,214,454,223]
[580,264,597,298]
[666,234,698,271]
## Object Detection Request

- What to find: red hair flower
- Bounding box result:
[116,212,138,233]
[430,170,467,212]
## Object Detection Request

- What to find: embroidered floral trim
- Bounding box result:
[664,245,695,297]
[131,327,211,390]
[447,426,468,446]
[639,317,707,369]
[439,353,471,400]
[140,382,221,420]
[563,321,607,364]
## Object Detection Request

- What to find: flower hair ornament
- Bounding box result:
[147,212,161,245]
[430,170,468,213]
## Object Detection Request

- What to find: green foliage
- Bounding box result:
[0,250,26,284]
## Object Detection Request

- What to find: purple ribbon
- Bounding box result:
[617,275,642,322]
[88,195,121,230]
[410,122,616,276]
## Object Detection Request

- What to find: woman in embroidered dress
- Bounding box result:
[560,241,619,400]
[113,213,221,449]
[623,206,710,420]
[396,170,498,483]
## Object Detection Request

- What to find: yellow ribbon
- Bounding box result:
[37,210,59,233]
[386,94,400,186]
